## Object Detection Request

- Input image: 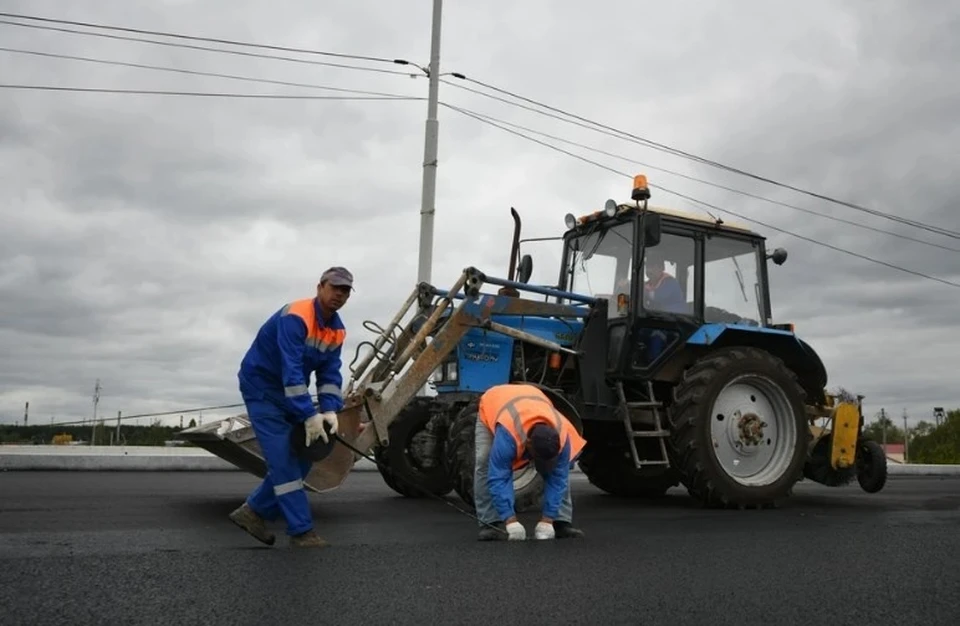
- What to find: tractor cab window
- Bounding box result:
[703,235,764,326]
[566,220,634,318]
[641,232,695,316]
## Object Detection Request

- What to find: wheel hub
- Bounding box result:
[737,411,767,446]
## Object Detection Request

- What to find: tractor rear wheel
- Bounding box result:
[443,397,544,513]
[579,441,680,498]
[670,346,809,508]
[374,397,453,498]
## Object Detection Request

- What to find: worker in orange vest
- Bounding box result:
[473,383,588,541]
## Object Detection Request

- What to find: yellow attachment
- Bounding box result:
[829,402,860,469]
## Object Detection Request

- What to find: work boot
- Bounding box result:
[477,521,506,541]
[554,521,584,539]
[290,530,330,548]
[229,503,275,546]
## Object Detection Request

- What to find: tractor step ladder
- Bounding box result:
[616,380,670,469]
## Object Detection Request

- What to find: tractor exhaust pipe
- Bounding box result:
[507,207,521,281]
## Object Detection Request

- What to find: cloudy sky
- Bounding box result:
[1,0,957,431]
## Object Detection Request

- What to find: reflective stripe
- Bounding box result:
[496,395,563,447]
[284,384,308,397]
[317,384,342,398]
[274,479,303,496]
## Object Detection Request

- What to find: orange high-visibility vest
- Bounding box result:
[478,383,587,470]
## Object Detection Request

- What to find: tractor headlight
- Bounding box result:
[445,360,458,381]
[564,213,577,230]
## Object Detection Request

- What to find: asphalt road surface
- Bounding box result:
[1,470,958,625]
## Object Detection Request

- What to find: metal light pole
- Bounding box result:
[417,0,443,285]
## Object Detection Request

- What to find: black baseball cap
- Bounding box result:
[529,423,561,474]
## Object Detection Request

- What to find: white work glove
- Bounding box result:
[305,411,338,445]
[534,521,555,540]
[505,521,526,541]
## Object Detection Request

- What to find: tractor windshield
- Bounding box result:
[565,220,634,317]
[702,234,765,326]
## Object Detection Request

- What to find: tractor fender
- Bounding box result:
[525,382,585,436]
[685,324,828,404]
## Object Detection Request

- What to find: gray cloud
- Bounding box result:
[1,0,958,431]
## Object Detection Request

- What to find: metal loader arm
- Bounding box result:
[344,266,595,457]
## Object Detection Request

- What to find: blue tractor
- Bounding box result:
[180,173,885,508]
[348,173,889,510]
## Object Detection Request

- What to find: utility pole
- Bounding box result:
[115,410,122,446]
[23,401,28,428]
[902,409,909,463]
[880,407,886,447]
[416,0,443,285]
[91,379,101,446]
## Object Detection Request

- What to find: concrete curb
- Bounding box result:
[2,446,960,475]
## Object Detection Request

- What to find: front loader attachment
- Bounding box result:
[176,402,364,493]
[178,266,595,492]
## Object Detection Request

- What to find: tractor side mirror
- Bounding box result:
[768,248,788,266]
[643,213,662,247]
[517,254,534,283]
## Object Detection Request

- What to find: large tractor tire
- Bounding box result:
[373,397,453,498]
[443,397,544,513]
[669,346,809,509]
[577,435,681,498]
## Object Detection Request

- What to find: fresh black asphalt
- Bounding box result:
[1,470,958,625]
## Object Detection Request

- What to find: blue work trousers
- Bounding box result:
[472,418,573,527]
[242,396,315,536]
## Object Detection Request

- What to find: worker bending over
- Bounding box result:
[474,383,587,541]
[228,267,353,548]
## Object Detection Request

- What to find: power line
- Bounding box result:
[7,9,953,240]
[0,11,407,66]
[44,402,245,429]
[444,103,960,290]
[0,46,421,100]
[447,104,960,253]
[445,74,960,241]
[0,19,418,77]
[19,45,947,255]
[0,83,424,101]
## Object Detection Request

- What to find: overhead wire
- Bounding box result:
[0,84,424,101]
[0,19,419,77]
[3,9,953,239]
[442,102,960,290]
[0,46,422,100]
[2,18,955,284]
[448,73,960,241]
[444,105,960,253]
[0,11,406,65]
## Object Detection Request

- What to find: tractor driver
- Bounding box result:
[473,383,588,542]
[643,251,686,314]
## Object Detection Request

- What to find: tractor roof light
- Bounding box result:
[632,173,651,201]
[564,213,577,229]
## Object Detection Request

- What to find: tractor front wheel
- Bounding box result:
[373,397,453,498]
[578,440,680,498]
[670,346,809,508]
[443,397,544,513]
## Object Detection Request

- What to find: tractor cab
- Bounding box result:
[558,174,789,380]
